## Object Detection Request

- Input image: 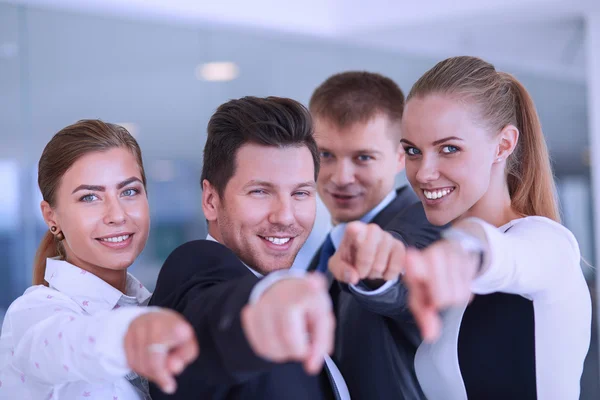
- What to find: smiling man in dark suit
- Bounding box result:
[149,96,348,400]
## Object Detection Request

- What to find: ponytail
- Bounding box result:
[504,74,560,222]
[33,231,61,286]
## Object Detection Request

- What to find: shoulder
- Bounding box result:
[153,240,246,294]
[506,216,579,254]
[385,202,446,248]
[164,240,241,268]
[4,285,81,321]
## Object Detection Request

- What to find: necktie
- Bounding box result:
[316,234,335,273]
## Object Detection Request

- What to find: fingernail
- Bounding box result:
[343,270,352,282]
[164,382,176,394]
[174,358,185,374]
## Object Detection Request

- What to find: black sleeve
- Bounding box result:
[149,240,275,388]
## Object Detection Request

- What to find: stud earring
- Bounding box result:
[50,226,65,241]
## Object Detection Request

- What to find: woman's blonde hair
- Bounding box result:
[408,56,559,222]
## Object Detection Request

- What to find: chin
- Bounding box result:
[104,256,136,271]
[424,210,453,227]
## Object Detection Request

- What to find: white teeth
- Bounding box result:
[265,237,291,245]
[100,235,130,243]
[423,189,453,200]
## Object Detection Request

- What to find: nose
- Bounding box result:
[268,195,295,227]
[330,159,355,187]
[103,196,127,226]
[414,156,440,184]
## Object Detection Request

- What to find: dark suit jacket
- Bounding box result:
[148,240,335,400]
[309,186,445,400]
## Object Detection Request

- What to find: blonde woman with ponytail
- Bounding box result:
[398,57,591,399]
[0,120,198,399]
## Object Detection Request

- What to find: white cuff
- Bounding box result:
[248,270,308,305]
[349,277,399,296]
[100,306,160,374]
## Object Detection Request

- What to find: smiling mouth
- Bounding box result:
[258,236,294,246]
[97,234,132,243]
[423,187,455,200]
[331,193,361,200]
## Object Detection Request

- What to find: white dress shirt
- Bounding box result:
[0,258,154,400]
[205,233,351,400]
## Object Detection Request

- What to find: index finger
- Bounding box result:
[351,225,381,279]
[303,295,335,374]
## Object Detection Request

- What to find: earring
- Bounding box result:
[50,226,65,241]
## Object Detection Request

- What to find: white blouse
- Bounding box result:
[415,216,592,400]
[0,258,153,400]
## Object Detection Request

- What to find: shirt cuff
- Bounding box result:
[248,270,308,305]
[99,306,160,374]
[349,278,399,296]
[465,217,507,295]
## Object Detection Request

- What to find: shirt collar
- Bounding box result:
[44,258,152,314]
[330,189,397,249]
[206,234,263,278]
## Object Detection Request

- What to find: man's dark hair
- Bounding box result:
[201,96,319,196]
[309,71,405,128]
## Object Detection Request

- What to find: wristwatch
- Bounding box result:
[440,228,486,273]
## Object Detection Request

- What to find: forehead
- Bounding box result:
[402,95,483,144]
[229,143,315,188]
[314,115,399,151]
[61,148,141,187]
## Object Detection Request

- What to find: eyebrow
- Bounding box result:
[71,177,143,194]
[400,136,464,147]
[243,180,316,190]
[319,147,382,155]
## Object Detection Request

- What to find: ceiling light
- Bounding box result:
[195,62,239,82]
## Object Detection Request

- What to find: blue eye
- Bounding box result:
[442,145,459,154]
[122,188,139,197]
[294,191,310,198]
[357,155,373,162]
[80,194,98,203]
[404,147,421,156]
[320,151,332,159]
[250,189,267,195]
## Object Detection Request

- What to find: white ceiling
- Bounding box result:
[3,0,599,83]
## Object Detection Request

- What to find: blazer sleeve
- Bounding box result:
[149,240,275,388]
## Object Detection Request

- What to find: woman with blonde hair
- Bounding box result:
[399,56,591,399]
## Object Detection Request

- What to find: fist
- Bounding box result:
[241,274,335,375]
[404,240,480,342]
[125,309,199,394]
[330,221,406,285]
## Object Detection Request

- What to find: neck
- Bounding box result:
[208,223,224,243]
[457,167,521,228]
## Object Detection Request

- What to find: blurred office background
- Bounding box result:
[1,0,599,397]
